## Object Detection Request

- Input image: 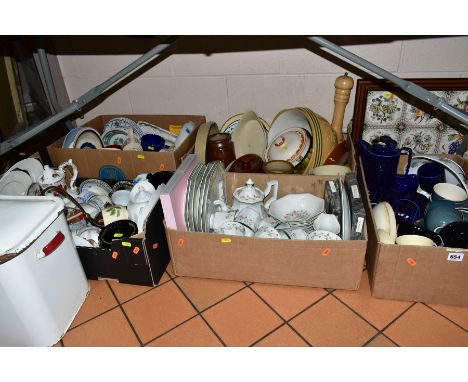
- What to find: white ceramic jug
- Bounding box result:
[39,159,78,194]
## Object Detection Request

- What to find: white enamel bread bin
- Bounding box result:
[0,195,89,346]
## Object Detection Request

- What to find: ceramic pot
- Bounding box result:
[262,160,294,174]
[425,204,464,233]
[229,154,264,173]
[206,133,236,168]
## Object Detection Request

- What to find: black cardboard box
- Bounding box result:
[76,199,170,287]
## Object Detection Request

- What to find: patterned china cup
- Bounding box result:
[209,210,237,231]
[234,207,262,232]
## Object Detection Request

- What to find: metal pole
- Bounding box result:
[308,36,468,127]
[37,48,76,131]
[0,37,177,155]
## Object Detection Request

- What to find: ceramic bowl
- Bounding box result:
[99,220,138,249]
[268,193,324,223]
[141,134,165,152]
[395,234,436,247]
[268,108,312,146]
[323,141,348,165]
[397,220,443,246]
[62,127,103,149]
[111,190,131,206]
[309,165,352,176]
[266,127,311,167]
[439,221,468,249]
[262,160,294,174]
[377,229,395,244]
[432,183,467,202]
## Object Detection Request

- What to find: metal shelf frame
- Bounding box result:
[1,35,467,155]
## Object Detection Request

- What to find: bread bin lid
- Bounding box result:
[0,195,65,256]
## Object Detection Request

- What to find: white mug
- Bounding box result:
[102,205,129,226]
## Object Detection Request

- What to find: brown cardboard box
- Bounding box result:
[47,115,206,179]
[165,172,368,290]
[358,153,468,307]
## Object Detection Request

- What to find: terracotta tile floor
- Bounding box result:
[59,265,468,347]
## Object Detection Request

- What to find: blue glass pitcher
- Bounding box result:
[356,136,413,204]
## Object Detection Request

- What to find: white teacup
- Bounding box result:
[282,228,308,240]
[234,207,262,232]
[254,225,281,239]
[210,210,237,231]
[214,221,251,237]
[102,205,129,226]
[312,213,341,234]
[111,190,131,206]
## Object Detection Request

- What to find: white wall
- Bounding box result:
[58,36,468,130]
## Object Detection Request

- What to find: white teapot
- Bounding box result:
[232,178,278,216]
[39,159,78,194]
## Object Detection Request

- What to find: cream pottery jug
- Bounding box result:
[232,178,278,216]
[39,159,78,194]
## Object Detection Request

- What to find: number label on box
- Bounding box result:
[447,253,464,262]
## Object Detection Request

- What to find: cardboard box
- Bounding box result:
[76,199,170,287]
[47,115,206,180]
[165,172,368,290]
[358,153,468,307]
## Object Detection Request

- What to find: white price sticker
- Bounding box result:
[447,253,464,262]
[356,217,364,233]
[351,185,360,199]
[329,181,337,193]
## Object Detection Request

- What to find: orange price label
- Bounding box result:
[406,257,417,266]
[133,247,140,255]
[178,239,185,247]
[159,163,165,171]
[112,251,119,260]
[153,243,159,250]
[321,248,331,257]
[116,156,122,165]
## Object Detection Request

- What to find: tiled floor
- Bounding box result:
[57,262,468,347]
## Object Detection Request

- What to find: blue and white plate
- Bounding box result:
[103,117,143,140]
[62,127,103,149]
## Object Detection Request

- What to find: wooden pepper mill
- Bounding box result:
[330,73,354,143]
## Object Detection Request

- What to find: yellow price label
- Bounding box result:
[113,233,124,238]
[220,238,232,244]
[122,241,131,247]
[169,124,182,135]
[148,145,154,150]
[137,154,145,159]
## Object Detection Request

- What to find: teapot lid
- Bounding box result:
[233,178,264,203]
